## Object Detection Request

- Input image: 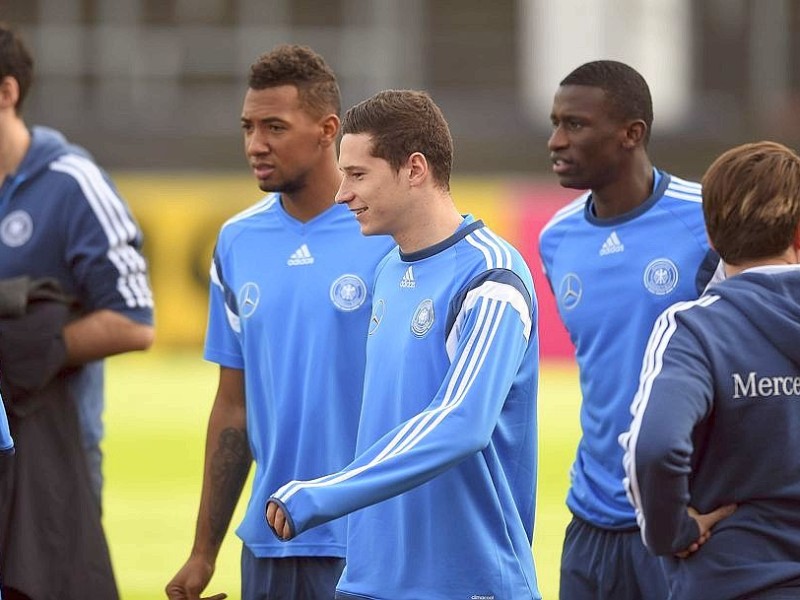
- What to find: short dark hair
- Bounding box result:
[703,141,800,265]
[0,22,34,114]
[341,89,453,191]
[248,44,340,118]
[561,60,653,144]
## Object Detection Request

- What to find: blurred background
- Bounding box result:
[7,0,800,354]
[8,0,800,173]
[4,1,800,598]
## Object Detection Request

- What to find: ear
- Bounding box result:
[0,76,20,111]
[318,113,340,148]
[406,152,428,187]
[621,119,647,150]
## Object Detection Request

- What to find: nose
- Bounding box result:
[548,125,566,152]
[246,131,270,156]
[335,179,354,204]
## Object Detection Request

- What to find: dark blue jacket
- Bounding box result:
[623,265,800,600]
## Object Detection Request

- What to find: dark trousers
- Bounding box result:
[241,545,345,600]
[560,515,669,600]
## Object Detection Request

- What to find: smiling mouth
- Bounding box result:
[353,207,368,216]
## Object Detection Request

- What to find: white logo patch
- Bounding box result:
[558,273,582,310]
[599,231,624,256]
[400,266,416,288]
[0,210,33,247]
[369,299,385,335]
[330,274,367,311]
[287,244,314,266]
[643,258,679,295]
[237,282,260,318]
[411,298,435,338]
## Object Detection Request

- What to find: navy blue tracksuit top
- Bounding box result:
[622,265,800,600]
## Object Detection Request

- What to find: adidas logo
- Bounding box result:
[287,244,315,266]
[599,231,624,256]
[400,266,416,288]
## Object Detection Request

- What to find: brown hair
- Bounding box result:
[702,141,800,265]
[341,89,453,191]
[0,22,34,114]
[248,44,340,118]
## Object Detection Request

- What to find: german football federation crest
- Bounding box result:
[0,210,33,247]
[411,299,435,338]
[643,258,679,295]
[330,274,367,312]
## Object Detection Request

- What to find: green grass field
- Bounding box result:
[103,351,581,600]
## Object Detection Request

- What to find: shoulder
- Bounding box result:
[456,226,534,306]
[46,153,114,198]
[660,173,703,209]
[653,293,723,340]
[461,225,529,272]
[216,194,279,246]
[539,192,589,241]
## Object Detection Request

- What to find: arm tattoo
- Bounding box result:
[208,427,252,547]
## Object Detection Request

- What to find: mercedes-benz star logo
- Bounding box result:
[558,273,582,310]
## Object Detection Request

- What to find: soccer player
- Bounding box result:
[622,140,800,599]
[0,21,153,600]
[538,60,719,599]
[267,89,541,600]
[165,46,393,600]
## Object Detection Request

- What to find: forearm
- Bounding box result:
[62,309,154,365]
[190,371,252,560]
[192,416,252,562]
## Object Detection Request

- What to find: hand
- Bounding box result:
[165,555,227,600]
[675,503,737,558]
[266,501,293,540]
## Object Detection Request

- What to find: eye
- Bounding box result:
[241,122,254,133]
[566,119,583,131]
[268,123,287,133]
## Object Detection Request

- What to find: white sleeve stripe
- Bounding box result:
[385,301,505,459]
[462,281,531,341]
[52,155,138,243]
[471,229,505,269]
[210,261,223,288]
[622,294,719,545]
[668,176,702,190]
[665,190,702,203]
[51,155,153,309]
[465,233,495,269]
[475,227,513,269]
[275,296,506,502]
[447,279,531,359]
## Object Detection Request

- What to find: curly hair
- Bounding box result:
[248,44,340,118]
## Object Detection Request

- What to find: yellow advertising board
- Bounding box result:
[116,174,511,348]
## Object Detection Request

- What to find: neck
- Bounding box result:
[395,190,464,254]
[724,247,800,277]
[591,157,654,219]
[280,155,342,223]
[0,115,30,179]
